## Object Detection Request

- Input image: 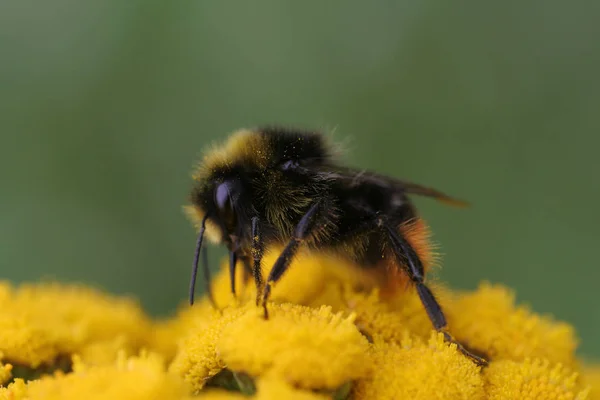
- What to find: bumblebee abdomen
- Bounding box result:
[324,216,436,293]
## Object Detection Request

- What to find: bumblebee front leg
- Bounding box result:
[261,202,321,319]
[229,250,238,296]
[383,222,488,366]
[251,216,265,305]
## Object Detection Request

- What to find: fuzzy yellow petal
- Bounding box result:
[218,303,371,390]
[353,332,485,400]
[447,283,577,365]
[485,358,589,400]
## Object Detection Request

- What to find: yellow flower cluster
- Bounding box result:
[0,249,598,399]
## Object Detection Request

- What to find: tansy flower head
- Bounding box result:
[0,314,58,368]
[446,283,578,366]
[167,252,594,398]
[0,281,152,369]
[0,352,190,400]
[353,333,485,400]
[169,305,247,392]
[217,303,371,390]
[485,358,589,400]
[170,301,370,394]
[0,252,598,398]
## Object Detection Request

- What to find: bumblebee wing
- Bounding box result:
[388,179,469,207]
[321,166,469,208]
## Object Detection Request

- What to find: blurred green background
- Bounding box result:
[1,2,599,357]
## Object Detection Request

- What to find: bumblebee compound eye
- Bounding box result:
[280,159,299,171]
[214,181,237,228]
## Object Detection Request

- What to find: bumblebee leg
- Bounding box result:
[383,222,488,366]
[251,216,265,305]
[261,202,320,319]
[229,250,238,296]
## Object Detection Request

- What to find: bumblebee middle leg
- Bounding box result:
[230,217,265,305]
[261,202,321,319]
[382,220,488,366]
[251,216,265,305]
[229,250,238,296]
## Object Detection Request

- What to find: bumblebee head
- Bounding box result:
[186,127,335,245]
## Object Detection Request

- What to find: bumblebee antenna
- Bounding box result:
[189,213,210,305]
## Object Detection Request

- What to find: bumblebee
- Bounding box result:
[186,127,486,365]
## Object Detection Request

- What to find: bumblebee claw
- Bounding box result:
[442,331,488,367]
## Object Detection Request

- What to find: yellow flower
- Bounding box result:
[1,249,598,399]
[170,301,370,393]
[353,333,485,400]
[0,281,152,368]
[217,303,371,390]
[0,313,58,368]
[0,352,191,400]
[446,283,577,366]
[168,252,594,399]
[485,358,589,399]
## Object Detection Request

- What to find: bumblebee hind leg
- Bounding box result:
[383,221,488,367]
